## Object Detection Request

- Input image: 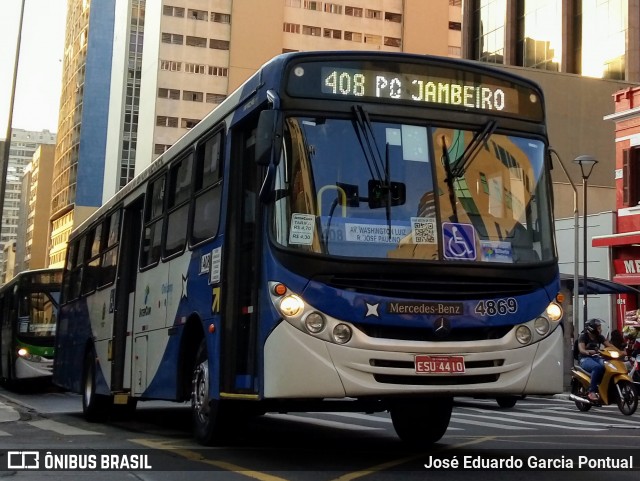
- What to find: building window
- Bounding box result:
[157,116,179,128]
[154,144,171,155]
[284,23,300,33]
[212,12,231,23]
[364,34,382,45]
[161,33,184,45]
[160,60,182,71]
[285,0,301,7]
[188,9,208,21]
[206,93,227,104]
[185,63,206,74]
[182,118,201,129]
[209,65,228,76]
[210,39,230,50]
[384,37,401,48]
[302,25,321,36]
[304,1,322,11]
[186,36,207,48]
[623,148,640,207]
[158,88,180,100]
[516,0,561,72]
[183,90,204,102]
[323,28,341,39]
[365,9,382,20]
[449,21,462,31]
[324,3,342,14]
[163,5,184,17]
[385,12,402,23]
[473,0,506,64]
[345,6,363,17]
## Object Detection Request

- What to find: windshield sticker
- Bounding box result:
[345,223,410,243]
[402,125,429,162]
[289,213,315,245]
[19,320,28,333]
[385,128,402,146]
[411,217,436,244]
[443,222,476,260]
[480,241,513,263]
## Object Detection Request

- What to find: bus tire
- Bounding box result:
[390,397,452,445]
[192,339,226,445]
[82,350,112,422]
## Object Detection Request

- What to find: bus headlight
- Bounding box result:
[545,302,562,322]
[304,312,326,333]
[332,324,352,344]
[534,317,550,336]
[279,295,304,317]
[515,325,532,344]
[17,348,42,362]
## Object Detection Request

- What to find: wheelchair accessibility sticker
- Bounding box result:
[442,222,476,260]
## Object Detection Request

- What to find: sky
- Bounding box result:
[0,0,66,136]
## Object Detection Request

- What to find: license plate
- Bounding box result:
[415,355,465,374]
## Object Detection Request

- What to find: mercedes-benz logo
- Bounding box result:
[433,317,451,339]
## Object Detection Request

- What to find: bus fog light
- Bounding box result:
[279,295,304,317]
[515,326,532,344]
[534,317,549,336]
[17,348,29,358]
[546,302,562,321]
[305,312,326,333]
[332,324,352,344]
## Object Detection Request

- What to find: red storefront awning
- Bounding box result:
[613,274,640,285]
[592,231,640,248]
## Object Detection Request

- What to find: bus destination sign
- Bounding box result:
[286,60,543,121]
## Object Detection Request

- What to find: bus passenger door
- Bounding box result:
[112,198,143,392]
[220,119,262,395]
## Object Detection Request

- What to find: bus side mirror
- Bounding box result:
[255,110,279,166]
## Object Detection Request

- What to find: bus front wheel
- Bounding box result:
[192,339,228,445]
[82,350,112,422]
[390,397,453,445]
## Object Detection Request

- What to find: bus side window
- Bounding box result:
[141,175,165,268]
[191,131,223,245]
[165,154,193,257]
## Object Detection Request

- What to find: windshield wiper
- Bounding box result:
[441,135,459,223]
[450,120,497,178]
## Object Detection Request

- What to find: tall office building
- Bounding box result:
[48,0,116,267]
[463,0,639,81]
[52,0,463,267]
[107,0,463,195]
[0,129,56,281]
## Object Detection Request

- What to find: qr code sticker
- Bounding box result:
[411,217,436,244]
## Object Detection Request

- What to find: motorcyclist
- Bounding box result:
[578,318,615,402]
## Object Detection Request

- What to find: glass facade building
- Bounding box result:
[465,0,636,81]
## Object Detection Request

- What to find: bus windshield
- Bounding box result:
[272,115,554,264]
[18,292,59,339]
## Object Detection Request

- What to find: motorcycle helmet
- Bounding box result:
[585,318,603,334]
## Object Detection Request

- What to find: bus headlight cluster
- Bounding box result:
[17,348,42,362]
[514,300,563,345]
[270,282,355,345]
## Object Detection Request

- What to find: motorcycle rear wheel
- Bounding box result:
[615,380,638,416]
[571,379,591,412]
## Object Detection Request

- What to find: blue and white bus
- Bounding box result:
[53,51,563,445]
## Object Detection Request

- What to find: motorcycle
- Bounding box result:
[570,347,638,415]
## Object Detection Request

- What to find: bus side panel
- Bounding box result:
[136,251,220,400]
[88,288,114,389]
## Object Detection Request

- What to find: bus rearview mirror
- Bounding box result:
[256,110,278,166]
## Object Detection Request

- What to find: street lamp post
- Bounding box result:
[573,155,598,327]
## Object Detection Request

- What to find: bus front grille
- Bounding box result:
[373,374,500,385]
[354,323,513,342]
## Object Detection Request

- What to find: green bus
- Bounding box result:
[0,269,62,386]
